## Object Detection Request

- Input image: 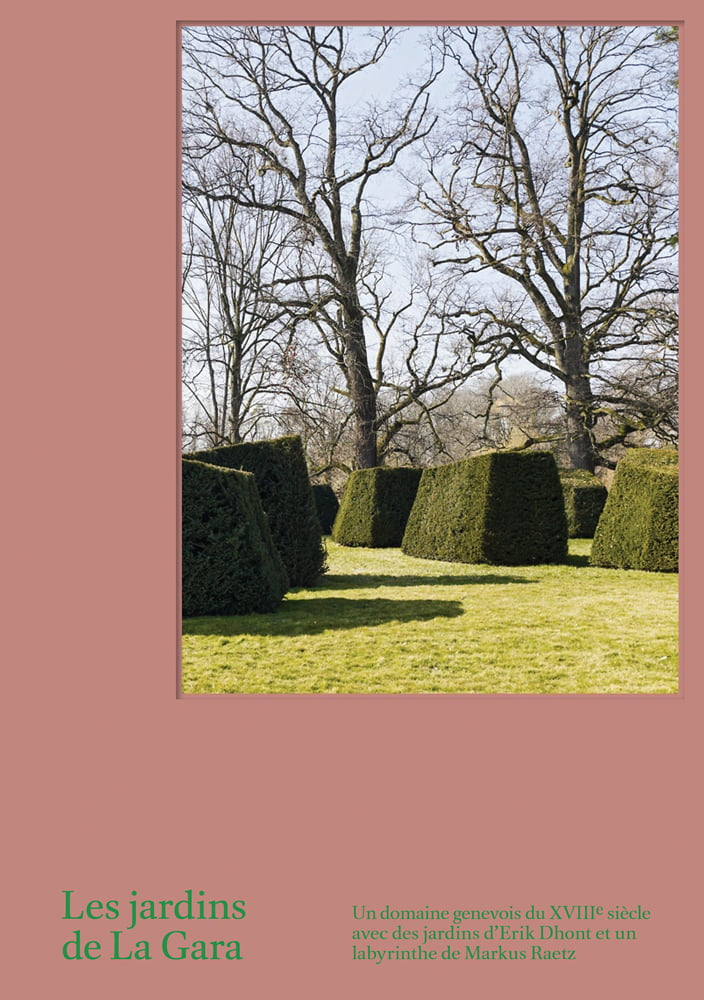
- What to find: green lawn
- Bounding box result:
[181,539,679,694]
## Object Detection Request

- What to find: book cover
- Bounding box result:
[5,2,699,998]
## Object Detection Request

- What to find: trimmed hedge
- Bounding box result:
[559,469,608,538]
[185,436,326,587]
[312,483,339,535]
[332,467,422,547]
[182,460,288,617]
[612,447,679,468]
[402,451,568,565]
[590,448,678,572]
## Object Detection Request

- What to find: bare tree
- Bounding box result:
[301,250,507,464]
[259,338,357,482]
[258,271,499,477]
[591,332,679,462]
[381,368,565,467]
[182,24,477,468]
[420,26,678,471]
[182,152,299,449]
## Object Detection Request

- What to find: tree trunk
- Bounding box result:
[563,369,596,471]
[343,327,378,468]
[337,264,378,469]
[560,302,597,468]
[228,341,243,444]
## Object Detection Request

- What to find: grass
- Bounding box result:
[181,539,678,695]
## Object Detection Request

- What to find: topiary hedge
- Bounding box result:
[559,469,608,538]
[332,467,422,547]
[182,460,289,617]
[185,436,326,587]
[312,483,339,535]
[610,447,679,469]
[590,448,678,572]
[402,451,568,565]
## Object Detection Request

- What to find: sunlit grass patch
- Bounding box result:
[182,539,678,694]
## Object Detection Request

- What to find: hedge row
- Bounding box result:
[590,448,678,572]
[559,469,608,538]
[333,467,422,547]
[402,451,568,565]
[312,484,339,535]
[182,460,288,617]
[186,436,326,586]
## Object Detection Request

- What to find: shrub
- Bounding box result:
[182,460,288,617]
[611,447,679,469]
[590,448,678,572]
[332,467,422,547]
[402,451,568,565]
[312,483,339,535]
[185,436,326,586]
[559,469,608,537]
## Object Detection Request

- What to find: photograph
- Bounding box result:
[180,24,679,695]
